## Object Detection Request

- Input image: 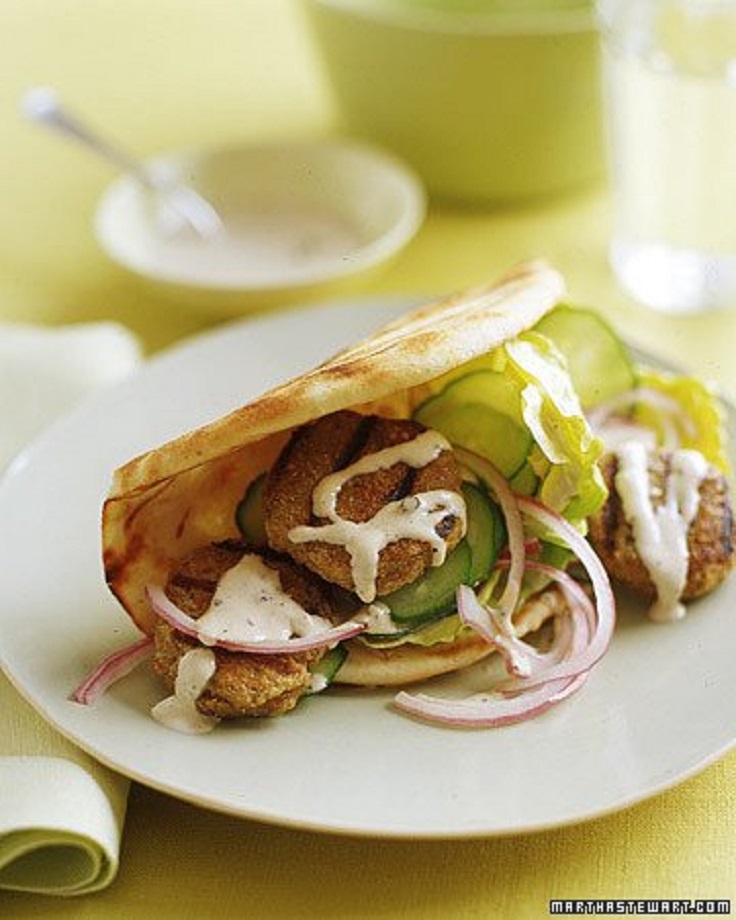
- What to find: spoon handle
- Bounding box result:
[21,87,153,188]
[20,86,223,239]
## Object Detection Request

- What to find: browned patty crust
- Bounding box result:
[153,540,335,718]
[588,451,735,600]
[263,410,464,598]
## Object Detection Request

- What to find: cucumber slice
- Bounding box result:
[379,481,503,626]
[463,481,505,584]
[509,460,539,495]
[382,540,472,624]
[533,305,637,409]
[308,645,347,691]
[437,370,525,422]
[414,370,532,478]
[235,474,267,547]
[359,613,461,648]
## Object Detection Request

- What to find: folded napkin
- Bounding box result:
[0,321,141,896]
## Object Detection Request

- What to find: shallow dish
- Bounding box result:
[1,297,735,838]
[95,141,425,310]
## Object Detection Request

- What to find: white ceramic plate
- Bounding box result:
[1,298,735,839]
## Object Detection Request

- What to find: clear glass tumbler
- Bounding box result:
[598,0,736,313]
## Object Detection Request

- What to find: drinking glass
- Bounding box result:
[598,0,736,312]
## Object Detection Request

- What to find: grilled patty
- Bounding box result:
[588,451,735,600]
[153,540,338,718]
[263,410,464,598]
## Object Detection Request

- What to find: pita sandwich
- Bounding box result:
[103,261,601,720]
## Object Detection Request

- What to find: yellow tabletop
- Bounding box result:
[2,1,736,916]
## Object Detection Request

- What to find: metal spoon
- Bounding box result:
[21,86,223,239]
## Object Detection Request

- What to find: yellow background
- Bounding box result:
[1,1,735,916]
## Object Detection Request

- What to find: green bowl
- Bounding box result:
[303,0,603,204]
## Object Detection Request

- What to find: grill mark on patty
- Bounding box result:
[602,454,620,556]
[345,417,434,512]
[306,414,375,526]
[169,573,219,593]
[721,495,734,558]
[386,465,418,503]
[335,413,376,472]
[589,449,735,602]
[386,465,457,539]
[263,410,465,597]
[271,424,310,479]
[216,538,249,554]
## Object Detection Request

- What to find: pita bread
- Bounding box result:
[102,261,566,681]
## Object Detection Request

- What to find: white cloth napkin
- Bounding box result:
[0,321,141,895]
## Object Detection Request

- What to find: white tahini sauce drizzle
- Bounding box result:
[352,601,401,634]
[287,430,467,603]
[309,672,330,694]
[614,441,708,622]
[151,647,220,735]
[151,555,333,734]
[196,553,331,645]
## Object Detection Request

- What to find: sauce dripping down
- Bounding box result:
[287,430,467,602]
[196,553,330,645]
[151,556,335,734]
[354,601,401,634]
[614,441,708,622]
[151,647,219,734]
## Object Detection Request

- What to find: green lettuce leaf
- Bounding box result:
[388,332,609,647]
[635,368,730,473]
[531,303,730,472]
[358,614,469,649]
[502,332,607,521]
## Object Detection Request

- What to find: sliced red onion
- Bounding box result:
[492,560,593,693]
[147,586,201,639]
[457,584,536,677]
[70,635,154,705]
[511,496,616,688]
[394,670,588,729]
[146,585,366,654]
[457,559,593,686]
[499,538,541,560]
[455,583,497,644]
[502,558,596,644]
[394,495,613,728]
[455,447,527,622]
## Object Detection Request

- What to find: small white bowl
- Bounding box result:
[94,140,426,310]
